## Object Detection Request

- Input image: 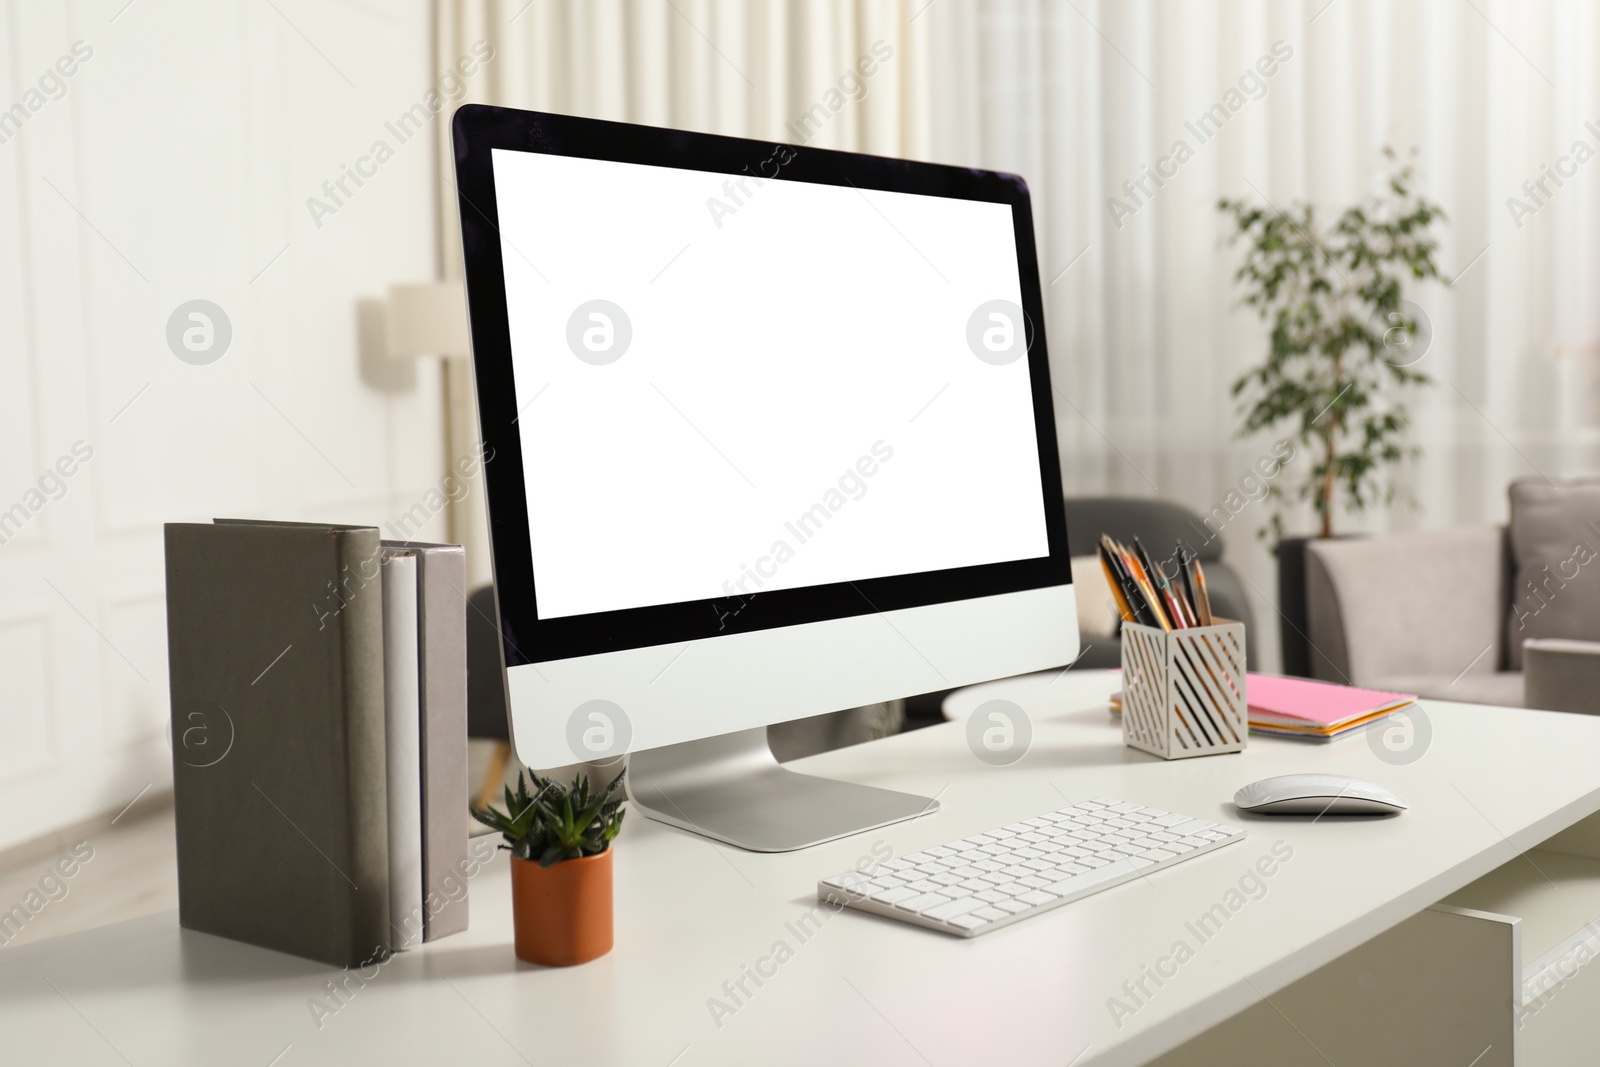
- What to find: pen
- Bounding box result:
[1175,542,1200,627]
[1100,536,1159,628]
[1188,554,1214,626]
[1133,537,1186,629]
[1121,539,1171,631]
[1097,542,1136,624]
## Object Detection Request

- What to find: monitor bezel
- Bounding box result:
[452,104,1071,666]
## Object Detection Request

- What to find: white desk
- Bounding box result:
[5,669,1600,1066]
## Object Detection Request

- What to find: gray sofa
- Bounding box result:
[1305,492,1600,713]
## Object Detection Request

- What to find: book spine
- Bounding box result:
[382,551,425,948]
[336,529,393,965]
[419,546,470,940]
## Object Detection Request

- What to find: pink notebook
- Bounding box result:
[1246,673,1414,729]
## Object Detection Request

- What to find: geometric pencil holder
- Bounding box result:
[1120,619,1248,759]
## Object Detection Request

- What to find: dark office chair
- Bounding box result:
[1061,496,1256,669]
[900,496,1258,727]
[466,586,513,809]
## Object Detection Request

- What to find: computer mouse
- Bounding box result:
[1233,774,1407,815]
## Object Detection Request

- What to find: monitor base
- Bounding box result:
[626,727,939,852]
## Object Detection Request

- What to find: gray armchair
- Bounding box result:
[1305,527,1600,712]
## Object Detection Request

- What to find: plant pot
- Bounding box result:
[509,849,613,966]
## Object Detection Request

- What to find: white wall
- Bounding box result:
[0,0,453,852]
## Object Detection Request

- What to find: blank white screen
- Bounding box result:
[491,148,1049,619]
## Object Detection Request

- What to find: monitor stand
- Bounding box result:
[626,727,940,852]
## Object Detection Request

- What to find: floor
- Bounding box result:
[0,792,179,951]
[0,741,512,953]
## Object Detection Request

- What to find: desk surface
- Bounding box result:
[5,670,1600,1067]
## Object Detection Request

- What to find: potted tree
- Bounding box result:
[471,767,626,966]
[1218,148,1449,675]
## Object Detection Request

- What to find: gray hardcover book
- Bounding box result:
[384,540,470,941]
[164,521,391,968]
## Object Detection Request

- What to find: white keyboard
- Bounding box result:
[819,797,1245,937]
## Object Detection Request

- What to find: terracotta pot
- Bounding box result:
[509,849,613,966]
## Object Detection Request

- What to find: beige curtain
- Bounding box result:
[434,0,936,585]
[911,0,1600,670]
[436,1,1600,673]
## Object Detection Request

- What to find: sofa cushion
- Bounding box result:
[1506,477,1600,669]
[1307,528,1506,684]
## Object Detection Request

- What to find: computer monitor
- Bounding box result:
[452,105,1077,851]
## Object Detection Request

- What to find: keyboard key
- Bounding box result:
[973,906,1010,922]
[1018,875,1050,889]
[1139,848,1177,862]
[992,898,1031,914]
[872,886,919,905]
[923,896,985,921]
[1016,890,1058,906]
[975,889,1008,904]
[898,892,952,913]
[946,914,987,931]
[906,880,941,893]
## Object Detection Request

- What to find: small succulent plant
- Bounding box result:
[471,767,627,867]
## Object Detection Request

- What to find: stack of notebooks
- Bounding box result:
[1110,672,1415,742]
[164,519,471,967]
